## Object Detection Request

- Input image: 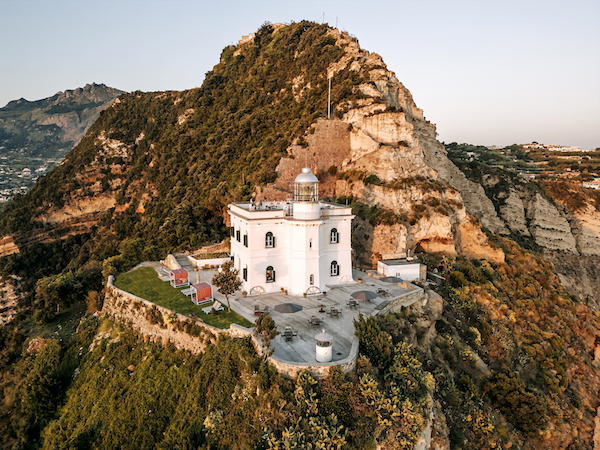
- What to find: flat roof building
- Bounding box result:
[229,168,355,296]
[377,259,426,282]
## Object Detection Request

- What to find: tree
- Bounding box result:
[211,260,241,310]
[253,314,278,357]
[353,314,393,370]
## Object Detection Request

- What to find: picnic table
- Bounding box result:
[347,299,359,308]
[281,326,297,341]
[308,315,322,326]
[327,307,342,317]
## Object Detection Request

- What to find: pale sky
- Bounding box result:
[1,0,599,149]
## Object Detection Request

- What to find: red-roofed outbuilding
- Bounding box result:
[191,282,213,305]
[170,268,189,288]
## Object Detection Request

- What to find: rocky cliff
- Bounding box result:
[456,163,600,304]
[256,29,505,267]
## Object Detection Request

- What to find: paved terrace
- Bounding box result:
[197,268,421,365]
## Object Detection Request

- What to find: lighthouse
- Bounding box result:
[228,167,354,296]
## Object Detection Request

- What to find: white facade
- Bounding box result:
[378,259,427,282]
[228,168,354,296]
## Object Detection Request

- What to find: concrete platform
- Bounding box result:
[200,269,419,365]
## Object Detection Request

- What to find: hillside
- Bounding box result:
[0,21,599,450]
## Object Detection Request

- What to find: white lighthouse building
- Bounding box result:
[228,168,354,297]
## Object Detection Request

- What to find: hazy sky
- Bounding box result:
[1,0,599,149]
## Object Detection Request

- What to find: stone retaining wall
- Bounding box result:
[104,277,352,379]
[104,276,249,354]
[187,255,231,269]
[376,289,428,316]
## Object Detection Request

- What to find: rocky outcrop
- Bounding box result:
[527,193,579,253]
[545,252,600,309]
[0,235,19,257]
[258,30,505,268]
[0,277,22,325]
[327,30,509,236]
[455,170,600,305]
[498,188,531,236]
[336,179,504,265]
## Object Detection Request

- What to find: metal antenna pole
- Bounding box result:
[327,74,332,119]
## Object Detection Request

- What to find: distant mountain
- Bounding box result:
[0,83,124,159]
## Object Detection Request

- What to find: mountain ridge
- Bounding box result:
[0,83,124,158]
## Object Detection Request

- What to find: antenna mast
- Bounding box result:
[327,73,332,119]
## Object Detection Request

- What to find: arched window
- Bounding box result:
[309,239,313,249]
[265,232,275,248]
[243,266,248,281]
[243,233,248,247]
[310,274,314,285]
[330,228,339,244]
[266,266,275,283]
[330,261,339,276]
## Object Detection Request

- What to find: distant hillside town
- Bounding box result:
[521,143,587,152]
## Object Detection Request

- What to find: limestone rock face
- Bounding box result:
[527,193,579,254]
[334,178,504,266]
[570,206,600,256]
[261,29,506,267]
[0,277,22,325]
[328,30,508,236]
[499,188,531,236]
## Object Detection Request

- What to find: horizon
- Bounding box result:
[1,0,598,150]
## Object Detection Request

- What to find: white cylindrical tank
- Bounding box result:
[315,330,333,362]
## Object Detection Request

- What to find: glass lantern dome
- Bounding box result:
[293,167,319,202]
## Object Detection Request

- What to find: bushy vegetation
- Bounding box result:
[541,180,600,213]
[417,240,599,448]
[0,315,436,450]
[0,21,367,280]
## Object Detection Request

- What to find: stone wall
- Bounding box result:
[187,255,231,269]
[104,276,250,354]
[375,288,428,316]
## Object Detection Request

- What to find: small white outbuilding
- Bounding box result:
[377,259,427,282]
[315,330,333,363]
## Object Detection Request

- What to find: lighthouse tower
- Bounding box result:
[228,167,354,296]
[289,168,322,294]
